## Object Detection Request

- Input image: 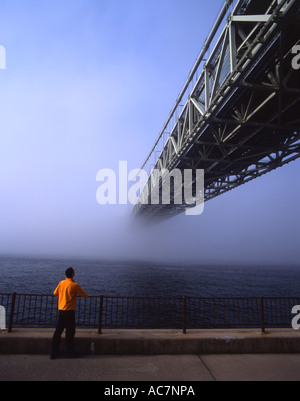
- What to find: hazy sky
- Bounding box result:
[0,0,299,265]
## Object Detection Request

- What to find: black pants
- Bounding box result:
[51,310,76,357]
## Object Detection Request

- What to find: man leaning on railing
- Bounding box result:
[50,267,89,359]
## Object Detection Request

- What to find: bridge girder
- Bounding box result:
[133,0,300,220]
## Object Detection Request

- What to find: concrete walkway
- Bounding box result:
[1,328,300,381]
[1,353,300,381]
[1,328,300,355]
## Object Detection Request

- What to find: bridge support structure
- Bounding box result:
[133,0,300,220]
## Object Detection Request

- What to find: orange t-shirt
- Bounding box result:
[53,278,89,311]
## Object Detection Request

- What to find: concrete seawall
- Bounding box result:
[1,328,300,355]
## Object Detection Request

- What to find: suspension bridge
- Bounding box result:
[132,0,300,220]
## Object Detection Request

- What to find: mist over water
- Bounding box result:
[0,0,299,277]
[0,255,299,298]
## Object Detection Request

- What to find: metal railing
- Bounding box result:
[1,293,299,334]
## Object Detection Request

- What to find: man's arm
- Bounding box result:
[53,283,60,297]
[76,284,89,298]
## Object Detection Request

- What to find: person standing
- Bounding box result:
[50,267,89,359]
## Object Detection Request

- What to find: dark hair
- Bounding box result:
[65,267,74,278]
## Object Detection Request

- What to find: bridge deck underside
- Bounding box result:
[134,0,300,220]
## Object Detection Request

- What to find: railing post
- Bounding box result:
[260,296,265,333]
[183,296,187,334]
[98,295,104,334]
[8,293,16,333]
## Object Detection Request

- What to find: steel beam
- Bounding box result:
[133,0,300,220]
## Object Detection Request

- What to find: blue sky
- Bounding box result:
[0,0,299,265]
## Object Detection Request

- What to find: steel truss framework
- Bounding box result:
[133,0,300,220]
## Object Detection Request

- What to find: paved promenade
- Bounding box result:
[1,328,300,355]
[1,353,300,381]
[1,328,300,381]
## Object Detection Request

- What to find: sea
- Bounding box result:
[0,255,299,298]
